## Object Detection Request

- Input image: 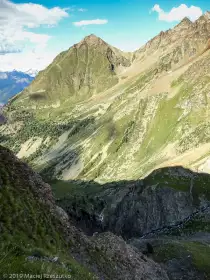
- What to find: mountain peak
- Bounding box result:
[76,34,106,48]
[84,34,100,40]
[84,34,105,44]
[180,17,192,25]
[25,68,39,77]
[195,12,210,24]
[174,17,192,30]
[204,11,210,20]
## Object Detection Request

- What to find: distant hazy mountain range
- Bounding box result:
[24,69,39,77]
[0,70,36,104]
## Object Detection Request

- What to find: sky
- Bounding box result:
[0,0,209,72]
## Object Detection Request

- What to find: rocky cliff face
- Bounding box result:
[54,166,210,239]
[53,166,210,279]
[135,12,210,71]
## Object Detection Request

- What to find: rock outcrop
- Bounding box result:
[0,145,169,279]
[53,166,210,279]
[56,167,210,239]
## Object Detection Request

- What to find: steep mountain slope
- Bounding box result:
[0,144,170,279]
[0,70,34,104]
[0,104,6,125]
[0,145,93,278]
[52,166,210,279]
[1,13,210,182]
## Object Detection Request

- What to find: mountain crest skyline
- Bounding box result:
[1,7,210,73]
[1,4,210,183]
[67,10,210,54]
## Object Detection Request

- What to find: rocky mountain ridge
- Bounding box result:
[12,34,132,107]
[0,12,210,182]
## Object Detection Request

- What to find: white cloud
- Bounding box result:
[152,4,162,13]
[151,4,202,22]
[73,19,108,27]
[0,0,69,28]
[0,49,59,72]
[15,3,69,27]
[0,44,21,55]
[78,8,87,12]
[0,0,69,55]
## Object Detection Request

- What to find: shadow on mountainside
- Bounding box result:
[49,166,210,279]
[49,166,210,239]
[1,144,210,279]
[0,144,171,280]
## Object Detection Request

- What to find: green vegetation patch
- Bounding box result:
[153,240,210,278]
[0,146,96,278]
[143,167,210,203]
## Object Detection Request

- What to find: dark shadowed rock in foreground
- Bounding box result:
[53,167,210,239]
[51,166,210,279]
[0,145,169,279]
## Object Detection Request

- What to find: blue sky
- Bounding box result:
[0,0,209,71]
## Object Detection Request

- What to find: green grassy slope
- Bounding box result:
[2,51,210,183]
[0,146,171,280]
[152,240,210,279]
[0,145,96,279]
[10,35,131,108]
